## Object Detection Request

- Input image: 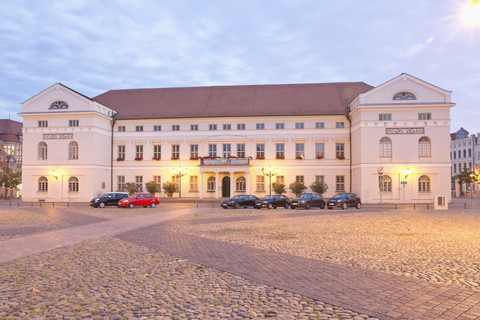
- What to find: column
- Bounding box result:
[246,172,250,194]
[215,172,219,198]
[200,173,204,199]
[230,172,234,196]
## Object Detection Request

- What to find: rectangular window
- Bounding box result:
[222,144,231,158]
[190,124,198,131]
[209,124,217,131]
[418,113,431,120]
[172,125,180,131]
[336,143,345,159]
[117,176,125,191]
[295,122,304,129]
[276,123,285,129]
[315,175,325,183]
[117,145,125,159]
[453,165,456,174]
[469,149,472,157]
[153,145,161,159]
[190,144,198,159]
[276,143,285,158]
[464,150,466,158]
[118,126,125,132]
[295,143,305,158]
[237,123,246,130]
[336,176,345,192]
[190,176,198,191]
[69,120,79,127]
[135,176,143,192]
[379,114,392,121]
[154,125,162,131]
[135,145,143,159]
[256,123,265,130]
[256,143,265,158]
[276,175,285,184]
[453,152,456,159]
[38,120,48,127]
[223,124,231,130]
[208,144,217,157]
[315,143,325,158]
[154,175,161,186]
[237,144,245,158]
[256,175,265,192]
[458,150,461,159]
[336,122,345,128]
[135,126,143,132]
[172,144,180,159]
[315,122,324,129]
[295,175,305,184]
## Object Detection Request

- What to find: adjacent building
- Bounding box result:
[19,73,454,203]
[450,127,479,191]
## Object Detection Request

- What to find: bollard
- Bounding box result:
[53,202,55,208]
[395,204,397,210]
[9,201,11,207]
[196,201,198,208]
[465,203,467,209]
[427,204,429,210]
[414,204,416,210]
[67,202,69,208]
[17,202,19,207]
[31,202,33,207]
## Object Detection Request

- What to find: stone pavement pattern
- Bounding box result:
[117,225,480,320]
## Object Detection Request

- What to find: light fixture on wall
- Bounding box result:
[51,169,58,180]
[404,168,411,180]
[262,166,279,195]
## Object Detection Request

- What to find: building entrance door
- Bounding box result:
[222,176,230,197]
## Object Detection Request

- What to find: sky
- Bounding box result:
[0,0,479,133]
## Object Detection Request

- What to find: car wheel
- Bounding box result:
[128,203,134,209]
[305,202,311,210]
[284,203,289,209]
[291,206,296,209]
[234,203,240,209]
[320,201,325,209]
[356,202,361,209]
[99,202,105,208]
[150,202,156,208]
[342,202,348,210]
[268,203,273,210]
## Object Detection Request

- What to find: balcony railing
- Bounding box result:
[200,158,250,166]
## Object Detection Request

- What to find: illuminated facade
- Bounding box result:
[19,73,454,203]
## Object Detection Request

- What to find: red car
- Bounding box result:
[118,193,159,208]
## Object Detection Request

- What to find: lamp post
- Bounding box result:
[402,168,411,203]
[470,172,478,197]
[172,167,188,198]
[261,166,278,195]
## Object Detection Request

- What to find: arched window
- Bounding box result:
[68,177,79,192]
[393,92,417,100]
[418,136,431,157]
[49,101,69,109]
[381,175,392,192]
[38,142,48,160]
[38,176,48,192]
[68,141,79,160]
[207,177,215,192]
[236,176,246,192]
[379,137,392,158]
[418,175,431,192]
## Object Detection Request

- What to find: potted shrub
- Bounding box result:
[134,157,143,161]
[124,182,138,195]
[295,155,304,160]
[227,156,237,159]
[256,156,265,160]
[116,157,125,161]
[336,155,345,160]
[272,182,286,195]
[315,156,324,160]
[162,181,177,198]
[289,182,307,197]
[145,180,159,196]
[152,157,160,161]
[171,157,179,160]
[310,181,328,195]
[275,156,285,160]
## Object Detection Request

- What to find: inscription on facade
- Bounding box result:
[43,133,74,139]
[385,127,424,135]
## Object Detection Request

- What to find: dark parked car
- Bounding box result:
[90,192,129,208]
[221,195,259,209]
[255,195,290,209]
[327,193,361,209]
[118,193,160,208]
[290,193,325,209]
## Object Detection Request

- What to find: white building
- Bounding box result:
[450,127,479,191]
[19,73,454,203]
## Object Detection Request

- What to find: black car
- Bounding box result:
[327,193,361,209]
[255,195,290,209]
[90,192,129,208]
[290,193,325,209]
[221,195,259,209]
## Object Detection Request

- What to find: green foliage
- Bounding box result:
[124,182,138,194]
[454,169,478,194]
[310,181,328,195]
[272,182,286,195]
[145,180,159,194]
[0,168,21,189]
[162,181,178,194]
[289,181,307,196]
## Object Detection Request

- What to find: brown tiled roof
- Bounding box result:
[93,82,373,120]
[0,120,22,143]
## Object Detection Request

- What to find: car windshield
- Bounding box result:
[298,194,310,199]
[331,194,346,199]
[100,193,113,198]
[230,196,242,200]
[261,195,275,200]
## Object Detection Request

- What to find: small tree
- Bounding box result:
[454,169,476,196]
[310,181,328,195]
[124,182,138,195]
[272,182,286,195]
[0,168,21,189]
[145,180,159,194]
[162,181,177,197]
[289,182,307,197]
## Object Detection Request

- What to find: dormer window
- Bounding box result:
[393,92,416,100]
[49,101,69,109]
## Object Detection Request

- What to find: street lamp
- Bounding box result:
[172,167,188,198]
[261,166,278,195]
[51,169,58,180]
[470,172,478,197]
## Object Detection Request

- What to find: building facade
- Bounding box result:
[450,127,479,191]
[19,73,454,203]
[0,119,23,174]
